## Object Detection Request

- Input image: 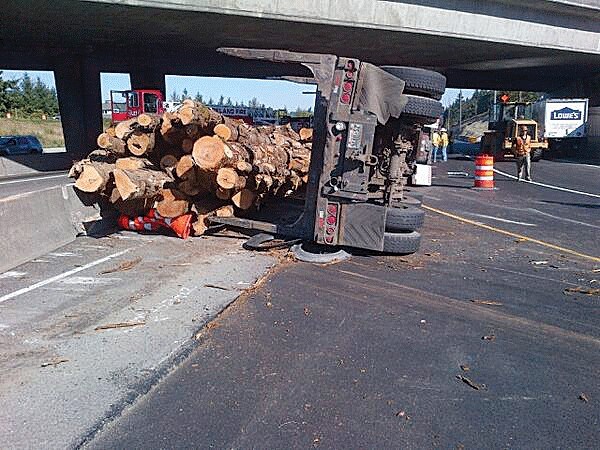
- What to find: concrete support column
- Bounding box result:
[130,69,166,95]
[54,57,103,161]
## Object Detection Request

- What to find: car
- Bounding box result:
[0,135,44,155]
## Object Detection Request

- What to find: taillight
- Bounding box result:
[324,203,339,244]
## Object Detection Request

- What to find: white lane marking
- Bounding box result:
[444,191,600,229]
[0,249,130,304]
[0,173,68,186]
[493,168,600,198]
[0,183,74,203]
[0,271,27,279]
[466,213,537,227]
[551,160,600,170]
[48,252,78,258]
[58,276,121,285]
[528,208,600,230]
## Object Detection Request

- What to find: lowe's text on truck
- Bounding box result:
[543,99,588,138]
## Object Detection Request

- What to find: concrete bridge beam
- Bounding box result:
[54,57,103,160]
[130,69,166,95]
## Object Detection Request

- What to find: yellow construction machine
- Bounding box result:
[480,101,548,161]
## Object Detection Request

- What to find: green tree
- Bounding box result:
[181,88,189,100]
[0,72,19,115]
[194,91,203,103]
[169,89,179,102]
[217,95,225,106]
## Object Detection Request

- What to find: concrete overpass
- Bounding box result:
[1,0,599,158]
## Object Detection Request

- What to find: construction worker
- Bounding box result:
[431,129,441,163]
[440,128,449,162]
[513,125,532,181]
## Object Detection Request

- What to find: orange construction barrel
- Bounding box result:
[474,154,495,189]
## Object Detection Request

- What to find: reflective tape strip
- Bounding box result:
[475,165,493,170]
[475,176,494,181]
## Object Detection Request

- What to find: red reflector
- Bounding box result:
[340,93,351,104]
[345,71,354,79]
[326,227,335,235]
[327,205,337,215]
[342,81,353,93]
[327,216,336,225]
[325,236,334,244]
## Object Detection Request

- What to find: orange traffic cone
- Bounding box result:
[167,213,193,239]
[118,209,193,239]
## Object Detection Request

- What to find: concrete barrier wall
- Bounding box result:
[0,185,104,273]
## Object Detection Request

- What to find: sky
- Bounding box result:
[1,69,471,110]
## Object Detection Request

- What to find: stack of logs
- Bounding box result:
[69,100,313,236]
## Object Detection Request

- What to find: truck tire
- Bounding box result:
[402,95,444,125]
[531,148,543,162]
[380,66,446,100]
[392,195,422,207]
[382,231,421,254]
[386,206,425,232]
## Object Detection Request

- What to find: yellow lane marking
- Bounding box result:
[422,204,600,263]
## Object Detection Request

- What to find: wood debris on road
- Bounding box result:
[100,256,142,274]
[471,300,503,306]
[41,358,69,368]
[94,321,146,331]
[456,374,486,390]
[564,286,600,296]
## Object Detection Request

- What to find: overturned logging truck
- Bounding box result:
[211,49,444,254]
[70,48,445,254]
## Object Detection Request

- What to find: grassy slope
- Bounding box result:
[0,118,65,147]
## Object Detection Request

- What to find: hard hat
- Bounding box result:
[440,128,447,132]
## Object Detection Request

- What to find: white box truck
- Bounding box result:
[534,98,589,155]
[543,99,588,138]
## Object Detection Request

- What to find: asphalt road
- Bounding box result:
[84,157,599,449]
[0,172,70,199]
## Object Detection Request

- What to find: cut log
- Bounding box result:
[236,161,253,173]
[176,154,195,179]
[231,189,256,210]
[299,127,313,142]
[74,162,114,193]
[155,188,189,218]
[127,130,156,156]
[216,167,239,190]
[137,113,159,129]
[97,133,126,154]
[177,103,223,129]
[215,205,234,218]
[115,157,153,171]
[113,167,172,201]
[192,136,232,170]
[214,124,232,141]
[115,118,136,140]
